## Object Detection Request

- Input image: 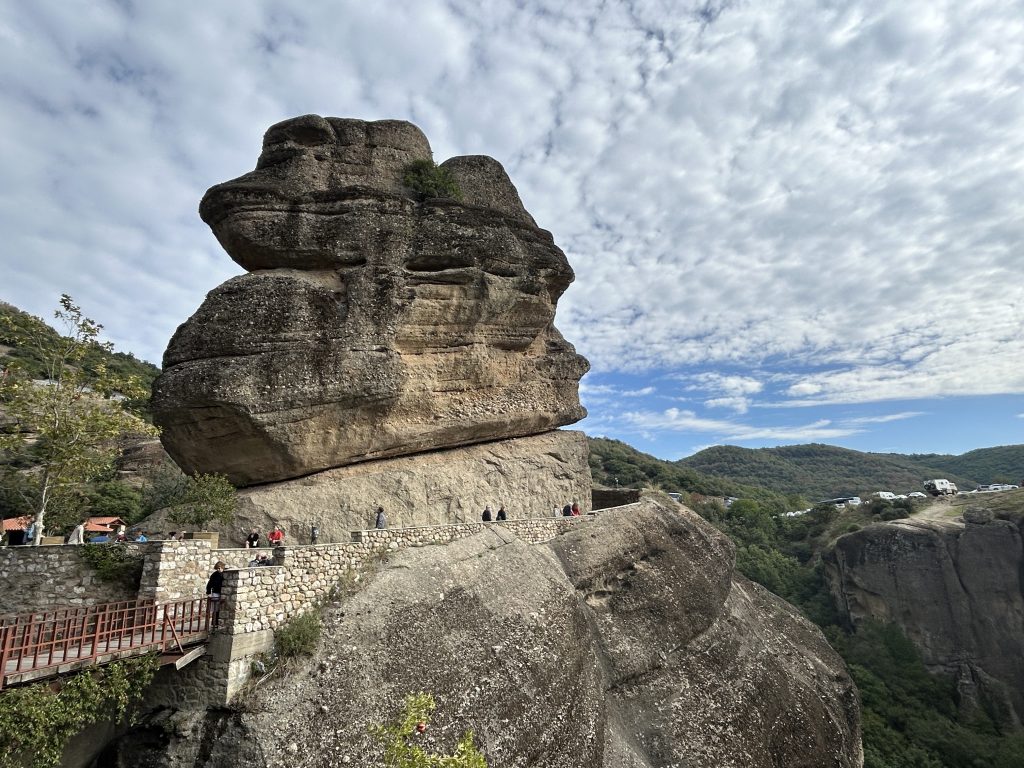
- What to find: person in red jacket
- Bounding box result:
[268,526,284,546]
[571,500,581,516]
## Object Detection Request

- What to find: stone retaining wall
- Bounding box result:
[0,544,141,615]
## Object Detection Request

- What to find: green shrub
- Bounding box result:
[402,159,462,201]
[275,611,322,659]
[166,472,236,528]
[80,543,145,587]
[0,655,157,768]
[373,692,487,767]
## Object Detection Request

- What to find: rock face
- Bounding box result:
[825,516,1024,727]
[105,500,862,767]
[142,431,591,546]
[151,116,588,487]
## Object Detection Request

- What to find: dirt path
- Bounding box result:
[911,496,964,525]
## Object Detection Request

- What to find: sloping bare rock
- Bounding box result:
[152,116,587,486]
[137,499,859,767]
[150,430,590,546]
[825,518,1024,727]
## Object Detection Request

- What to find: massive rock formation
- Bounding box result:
[98,499,863,767]
[151,116,588,487]
[825,514,1024,727]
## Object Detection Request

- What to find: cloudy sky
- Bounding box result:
[2,0,1022,460]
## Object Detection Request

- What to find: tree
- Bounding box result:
[373,692,487,767]
[166,472,237,529]
[0,296,157,544]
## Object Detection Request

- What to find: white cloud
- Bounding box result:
[621,386,655,397]
[705,396,751,414]
[624,408,861,442]
[0,0,1019,430]
[844,411,924,425]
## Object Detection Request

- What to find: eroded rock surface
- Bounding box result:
[825,516,1024,727]
[110,500,862,767]
[142,431,591,546]
[151,116,588,486]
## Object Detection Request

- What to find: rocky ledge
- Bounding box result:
[105,499,863,767]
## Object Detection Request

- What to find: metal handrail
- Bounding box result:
[0,597,211,689]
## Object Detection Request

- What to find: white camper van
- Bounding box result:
[924,479,958,496]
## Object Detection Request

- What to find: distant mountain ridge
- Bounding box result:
[677,443,1024,499]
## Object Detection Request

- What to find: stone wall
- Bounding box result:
[0,544,141,615]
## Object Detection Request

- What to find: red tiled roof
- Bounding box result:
[2,516,32,532]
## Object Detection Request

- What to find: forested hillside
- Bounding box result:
[678,443,978,498]
[904,445,1024,485]
[588,437,806,508]
[0,301,160,393]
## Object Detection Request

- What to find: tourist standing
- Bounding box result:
[571,500,581,516]
[206,561,226,627]
[268,526,284,547]
[481,505,493,522]
[310,524,319,545]
[375,506,387,529]
[496,505,507,521]
[67,522,86,545]
[245,528,260,549]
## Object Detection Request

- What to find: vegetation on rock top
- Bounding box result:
[402,159,463,201]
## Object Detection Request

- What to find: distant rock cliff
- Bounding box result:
[151,115,588,488]
[102,499,863,767]
[825,514,1024,727]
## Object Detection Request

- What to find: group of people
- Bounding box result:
[243,526,286,548]
[480,505,508,522]
[557,500,582,517]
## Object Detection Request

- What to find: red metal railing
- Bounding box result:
[0,597,212,689]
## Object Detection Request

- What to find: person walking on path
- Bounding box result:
[67,522,85,545]
[268,526,284,547]
[375,506,387,529]
[206,561,226,627]
[245,528,260,549]
[481,505,493,522]
[496,505,507,521]
[310,523,319,545]
[553,505,561,519]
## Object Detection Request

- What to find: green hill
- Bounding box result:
[587,437,802,508]
[0,300,160,395]
[902,445,1024,486]
[677,443,983,499]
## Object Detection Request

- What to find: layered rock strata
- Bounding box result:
[151,115,588,487]
[825,515,1024,727]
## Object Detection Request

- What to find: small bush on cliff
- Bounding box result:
[275,611,322,659]
[373,692,487,767]
[403,159,462,201]
[166,472,237,529]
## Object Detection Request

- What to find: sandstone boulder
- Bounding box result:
[151,116,588,486]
